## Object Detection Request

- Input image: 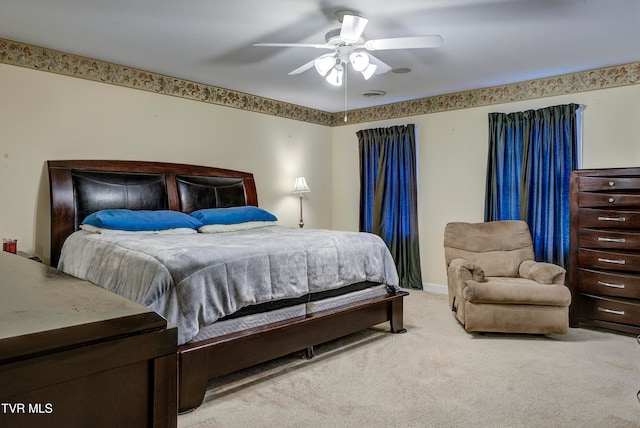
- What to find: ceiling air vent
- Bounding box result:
[362,90,386,98]
[391,67,412,74]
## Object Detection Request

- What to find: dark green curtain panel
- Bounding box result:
[485,104,580,268]
[357,124,423,290]
[485,112,526,220]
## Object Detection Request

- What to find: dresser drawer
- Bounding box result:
[578,228,640,250]
[578,208,640,229]
[578,249,640,272]
[577,268,640,299]
[579,294,640,326]
[579,192,640,208]
[579,176,640,192]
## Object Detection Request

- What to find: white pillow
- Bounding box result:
[198,221,277,234]
[80,224,198,235]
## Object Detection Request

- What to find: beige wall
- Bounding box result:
[2,62,639,285]
[332,85,640,289]
[0,64,332,264]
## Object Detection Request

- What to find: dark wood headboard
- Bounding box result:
[47,160,258,267]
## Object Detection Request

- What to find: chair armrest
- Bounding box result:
[519,260,566,284]
[446,258,485,317]
[449,258,485,282]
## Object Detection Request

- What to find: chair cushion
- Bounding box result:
[463,277,571,307]
[444,221,535,277]
[444,220,532,253]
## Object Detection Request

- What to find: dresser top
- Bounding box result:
[573,167,640,177]
[0,252,167,362]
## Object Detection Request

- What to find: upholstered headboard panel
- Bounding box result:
[72,170,169,229]
[176,175,246,213]
[48,160,258,267]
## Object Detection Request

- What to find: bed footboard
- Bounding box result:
[177,290,408,412]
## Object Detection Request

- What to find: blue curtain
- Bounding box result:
[485,104,580,267]
[357,124,423,290]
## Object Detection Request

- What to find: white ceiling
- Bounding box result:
[1,0,639,113]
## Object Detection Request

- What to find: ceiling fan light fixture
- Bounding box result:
[349,52,369,71]
[256,11,442,90]
[315,54,336,77]
[361,63,377,80]
[326,67,343,86]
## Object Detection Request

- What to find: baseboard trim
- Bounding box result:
[422,282,447,295]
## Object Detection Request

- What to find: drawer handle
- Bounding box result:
[609,181,615,187]
[598,216,626,222]
[598,307,625,316]
[598,258,626,265]
[608,197,615,203]
[597,237,626,243]
[597,280,625,289]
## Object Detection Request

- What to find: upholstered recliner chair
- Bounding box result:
[443,220,571,334]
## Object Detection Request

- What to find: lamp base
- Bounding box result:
[299,195,304,228]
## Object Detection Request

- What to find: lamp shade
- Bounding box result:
[326,67,343,86]
[292,177,311,193]
[361,63,377,80]
[314,54,336,77]
[349,52,370,71]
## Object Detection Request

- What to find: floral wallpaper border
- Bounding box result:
[0,38,333,126]
[333,61,640,126]
[1,37,638,127]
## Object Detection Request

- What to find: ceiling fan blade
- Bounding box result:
[288,59,317,75]
[365,35,443,51]
[253,42,330,49]
[340,15,368,42]
[366,54,392,75]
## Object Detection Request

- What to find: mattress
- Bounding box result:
[58,225,399,345]
[189,304,307,343]
[189,283,389,343]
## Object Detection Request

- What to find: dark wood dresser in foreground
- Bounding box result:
[0,251,177,427]
[569,167,640,334]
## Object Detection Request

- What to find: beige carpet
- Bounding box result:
[178,290,640,428]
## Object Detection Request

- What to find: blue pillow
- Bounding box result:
[190,206,277,225]
[82,209,204,231]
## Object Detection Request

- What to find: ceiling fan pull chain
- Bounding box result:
[344,66,348,122]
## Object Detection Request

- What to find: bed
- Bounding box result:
[48,159,408,412]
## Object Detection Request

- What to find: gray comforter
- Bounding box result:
[58,226,399,344]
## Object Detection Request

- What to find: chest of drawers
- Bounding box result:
[569,167,640,334]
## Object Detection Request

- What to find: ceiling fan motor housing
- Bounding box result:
[324,28,365,48]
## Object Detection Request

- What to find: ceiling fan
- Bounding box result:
[253,10,443,87]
